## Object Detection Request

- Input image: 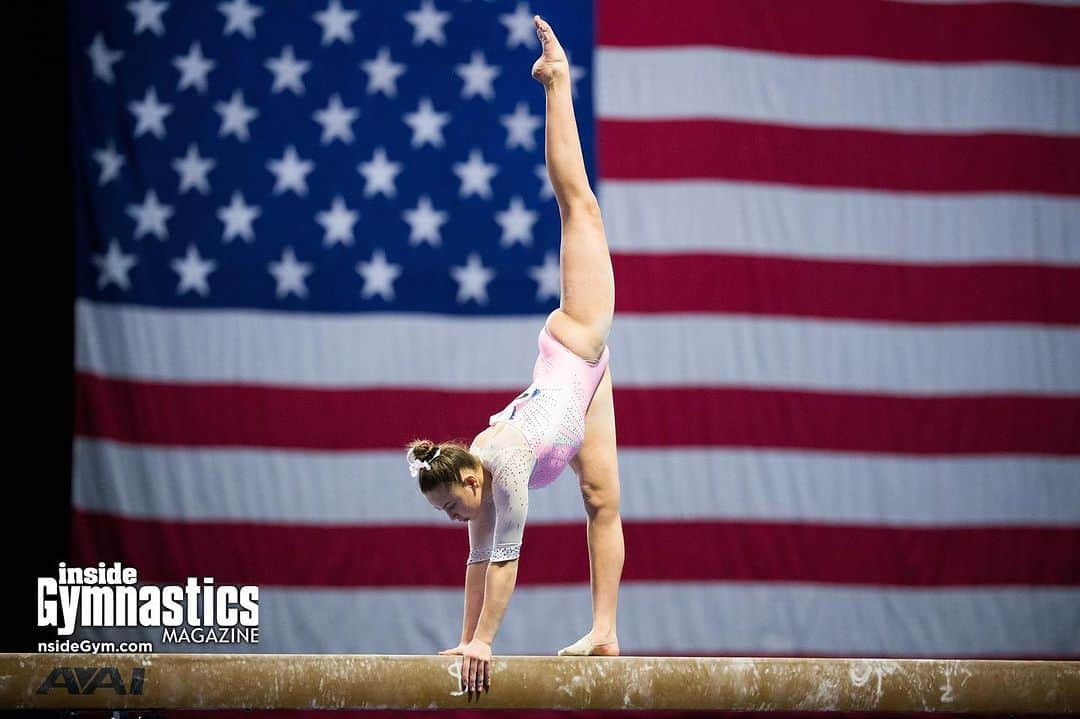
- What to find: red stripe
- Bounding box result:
[73,374,508,450]
[597,119,1080,196]
[613,254,1080,324]
[597,0,1080,66]
[74,373,1080,455]
[176,714,823,719]
[71,512,1080,587]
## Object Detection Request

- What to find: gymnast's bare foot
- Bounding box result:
[557,630,620,657]
[531,15,569,88]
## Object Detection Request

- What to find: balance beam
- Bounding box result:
[3,653,1078,712]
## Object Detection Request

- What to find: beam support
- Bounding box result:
[2,653,1078,712]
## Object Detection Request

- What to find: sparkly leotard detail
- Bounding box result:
[465,438,534,565]
[464,325,610,565]
[489,326,610,489]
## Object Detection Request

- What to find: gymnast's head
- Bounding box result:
[407,439,486,523]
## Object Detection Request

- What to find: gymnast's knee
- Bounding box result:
[578,472,621,520]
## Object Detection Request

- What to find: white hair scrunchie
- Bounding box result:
[407,446,441,478]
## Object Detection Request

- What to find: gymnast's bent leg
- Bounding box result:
[530,15,622,656]
[562,366,623,656]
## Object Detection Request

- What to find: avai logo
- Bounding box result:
[37,562,260,644]
[35,666,146,695]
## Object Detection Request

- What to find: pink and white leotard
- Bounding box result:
[490,325,610,490]
[464,324,610,565]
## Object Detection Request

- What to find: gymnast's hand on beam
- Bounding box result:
[438,642,468,656]
[457,638,491,695]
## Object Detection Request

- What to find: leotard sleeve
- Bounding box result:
[466,444,535,565]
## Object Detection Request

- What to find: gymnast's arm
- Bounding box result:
[459,519,492,644]
[469,447,531,646]
[472,558,518,646]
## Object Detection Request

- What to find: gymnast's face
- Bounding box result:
[425,468,484,523]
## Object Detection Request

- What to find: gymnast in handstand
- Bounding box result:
[405,16,623,694]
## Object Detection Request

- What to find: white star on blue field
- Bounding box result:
[72,0,594,313]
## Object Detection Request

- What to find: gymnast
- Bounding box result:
[405,16,623,695]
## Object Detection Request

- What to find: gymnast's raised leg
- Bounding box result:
[531,15,623,657]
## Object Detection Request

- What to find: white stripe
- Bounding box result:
[77,583,1080,656]
[73,439,1080,527]
[76,301,1080,394]
[596,47,1080,134]
[599,181,1080,265]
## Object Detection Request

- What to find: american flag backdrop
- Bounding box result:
[70,0,1080,664]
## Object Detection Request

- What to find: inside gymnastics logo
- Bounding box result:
[37,562,260,644]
